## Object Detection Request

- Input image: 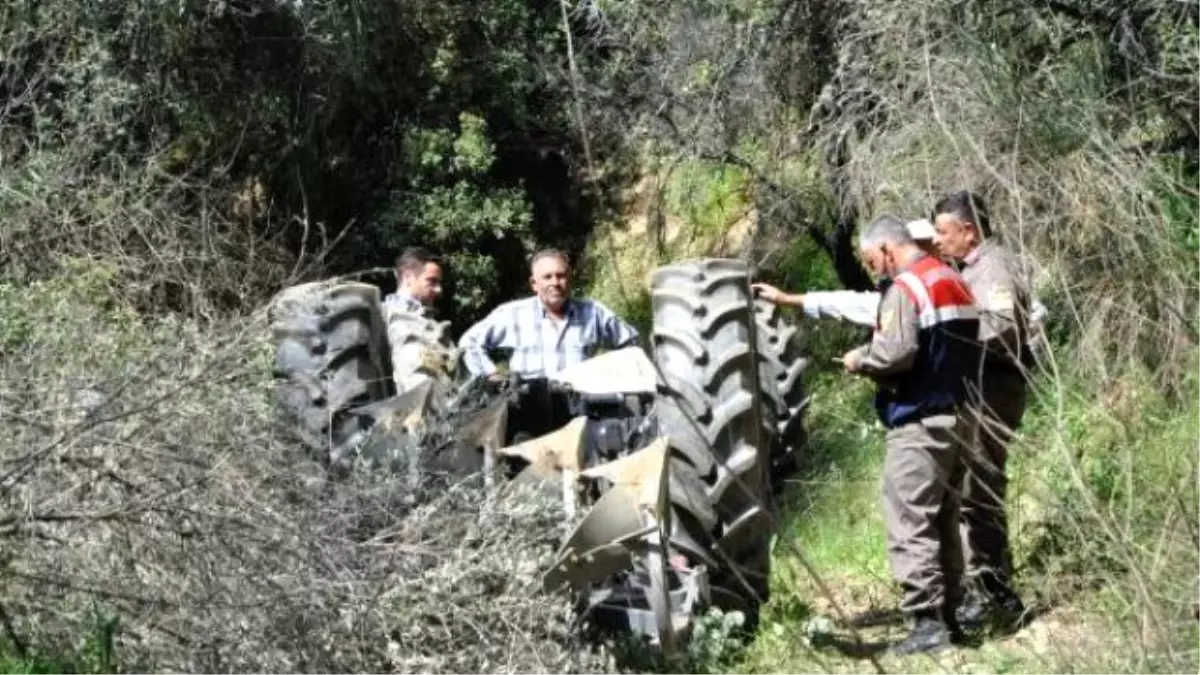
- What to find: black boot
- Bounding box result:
[956,587,1028,633]
[955,594,988,630]
[887,610,955,655]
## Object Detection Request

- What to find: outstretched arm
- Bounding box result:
[752,283,881,327]
[802,290,882,327]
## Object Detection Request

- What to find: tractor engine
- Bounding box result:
[572,390,657,467]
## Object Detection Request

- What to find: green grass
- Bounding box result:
[0,605,121,674]
[0,654,75,675]
[733,351,1200,674]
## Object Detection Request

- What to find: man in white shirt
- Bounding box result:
[753,219,1048,332]
[456,249,642,444]
[457,249,640,381]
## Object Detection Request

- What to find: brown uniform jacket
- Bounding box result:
[960,240,1032,378]
[854,280,921,381]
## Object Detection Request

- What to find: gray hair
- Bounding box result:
[857,213,914,250]
[529,248,571,271]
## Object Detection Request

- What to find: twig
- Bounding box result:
[0,599,27,659]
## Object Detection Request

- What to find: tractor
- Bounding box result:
[267,258,809,654]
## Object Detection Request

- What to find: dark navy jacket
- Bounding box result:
[872,256,981,428]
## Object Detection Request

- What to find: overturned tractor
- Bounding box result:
[267,258,808,654]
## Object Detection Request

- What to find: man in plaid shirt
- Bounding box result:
[457,249,641,381]
[383,246,444,316]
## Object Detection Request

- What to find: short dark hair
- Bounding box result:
[932,189,992,237]
[529,248,570,271]
[395,246,441,276]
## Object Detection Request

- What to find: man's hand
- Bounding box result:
[751,283,802,308]
[841,348,863,374]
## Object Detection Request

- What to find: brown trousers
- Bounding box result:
[961,371,1028,598]
[882,413,967,615]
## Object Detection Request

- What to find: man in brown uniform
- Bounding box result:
[841,214,980,654]
[931,190,1032,630]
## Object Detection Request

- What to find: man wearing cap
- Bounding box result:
[839,213,979,654]
[930,189,1032,632]
[753,219,1047,333]
[753,219,939,323]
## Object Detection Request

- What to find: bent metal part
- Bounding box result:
[266,258,809,655]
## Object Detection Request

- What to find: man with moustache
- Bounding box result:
[457,248,641,439]
[931,189,1033,632]
[838,213,980,654]
[458,248,640,381]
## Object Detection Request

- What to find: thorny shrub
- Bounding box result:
[0,268,612,673]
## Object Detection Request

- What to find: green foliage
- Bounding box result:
[612,288,654,340]
[770,237,869,358]
[1,606,120,674]
[0,285,35,356]
[0,0,588,321]
[0,259,142,364]
[375,112,534,317]
[1152,156,1200,263]
[663,160,750,234]
[606,607,749,674]
[685,608,749,671]
[776,234,839,293]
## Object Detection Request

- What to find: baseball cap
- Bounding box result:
[906,218,935,241]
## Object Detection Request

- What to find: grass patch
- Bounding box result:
[0,611,120,674]
[735,349,1200,674]
[584,156,757,338]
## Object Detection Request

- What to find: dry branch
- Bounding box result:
[0,302,609,673]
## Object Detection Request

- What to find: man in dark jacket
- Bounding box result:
[842,213,981,654]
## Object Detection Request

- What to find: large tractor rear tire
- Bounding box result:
[649,258,777,621]
[754,298,809,493]
[269,281,393,467]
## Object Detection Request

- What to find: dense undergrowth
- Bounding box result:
[0,268,610,674]
[3,269,1193,674]
[2,0,1197,672]
[736,354,1199,674]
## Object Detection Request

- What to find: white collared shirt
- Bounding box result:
[457,296,640,378]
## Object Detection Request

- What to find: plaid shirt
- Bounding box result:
[457,295,640,378]
[382,290,424,315]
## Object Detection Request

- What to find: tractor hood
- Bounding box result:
[548,346,660,396]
